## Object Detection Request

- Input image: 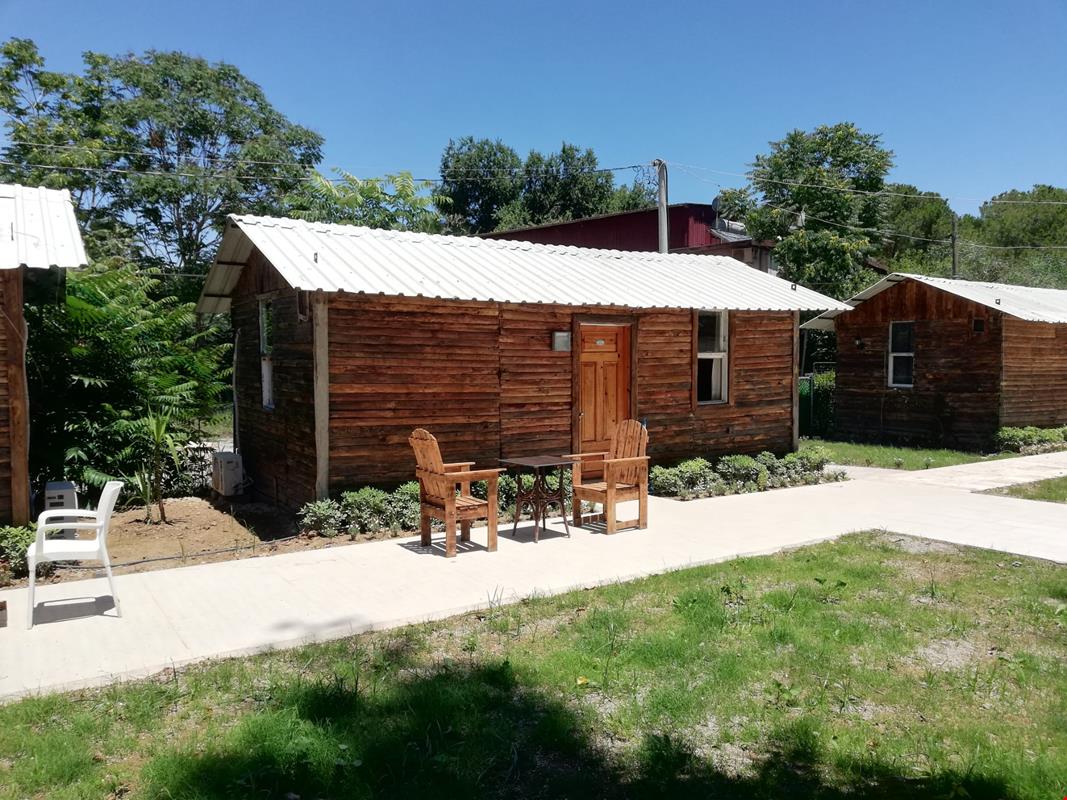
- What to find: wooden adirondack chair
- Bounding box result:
[568,419,649,534]
[409,429,504,558]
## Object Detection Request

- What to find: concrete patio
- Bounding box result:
[2,452,1066,701]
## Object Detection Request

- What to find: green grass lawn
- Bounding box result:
[801,438,1009,470]
[990,474,1067,504]
[1,532,1064,799]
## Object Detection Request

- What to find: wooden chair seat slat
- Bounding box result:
[571,420,649,534]
[409,428,502,558]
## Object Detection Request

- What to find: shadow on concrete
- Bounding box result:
[396,539,488,558]
[29,594,117,626]
[141,660,1023,800]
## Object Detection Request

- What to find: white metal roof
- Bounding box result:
[0,184,88,270]
[197,214,849,315]
[802,273,1067,331]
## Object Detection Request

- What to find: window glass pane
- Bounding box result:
[890,321,914,354]
[698,312,724,353]
[891,355,914,386]
[260,301,274,355]
[697,357,725,402]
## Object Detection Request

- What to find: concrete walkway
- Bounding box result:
[2,453,1065,700]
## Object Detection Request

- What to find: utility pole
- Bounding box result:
[951,212,959,278]
[653,159,669,253]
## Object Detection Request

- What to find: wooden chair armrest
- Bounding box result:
[604,456,649,467]
[455,468,506,483]
[443,462,476,472]
[562,451,609,462]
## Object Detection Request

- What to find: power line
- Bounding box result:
[670,161,1067,207]
[5,140,647,179]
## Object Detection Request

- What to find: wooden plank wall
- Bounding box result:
[1000,318,1067,427]
[834,279,1002,449]
[231,252,317,508]
[0,270,14,523]
[325,295,797,491]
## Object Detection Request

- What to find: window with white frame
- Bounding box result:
[696,311,729,403]
[888,321,914,388]
[259,299,275,409]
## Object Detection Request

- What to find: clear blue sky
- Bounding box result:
[2,0,1065,214]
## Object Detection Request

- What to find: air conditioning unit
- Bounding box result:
[212,452,245,497]
[43,481,78,539]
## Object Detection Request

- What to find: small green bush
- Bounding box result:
[341,487,391,534]
[716,454,769,491]
[995,425,1067,453]
[298,499,345,537]
[0,525,35,578]
[385,482,422,531]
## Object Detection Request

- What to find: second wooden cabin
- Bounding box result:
[805,272,1067,449]
[198,216,846,508]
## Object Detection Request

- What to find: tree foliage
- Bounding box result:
[26,268,228,491]
[438,137,654,233]
[285,170,444,232]
[742,122,894,299]
[0,38,322,291]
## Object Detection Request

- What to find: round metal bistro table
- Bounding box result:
[499,455,575,543]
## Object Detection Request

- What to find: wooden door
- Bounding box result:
[577,324,632,453]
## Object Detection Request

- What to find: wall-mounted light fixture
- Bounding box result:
[854,337,866,350]
[551,331,571,352]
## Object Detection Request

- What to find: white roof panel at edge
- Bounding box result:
[802,273,1067,331]
[0,184,88,270]
[197,214,851,315]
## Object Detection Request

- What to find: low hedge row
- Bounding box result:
[649,447,843,499]
[994,425,1067,453]
[298,472,568,538]
[298,448,843,536]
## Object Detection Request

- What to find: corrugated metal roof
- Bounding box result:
[198,214,849,315]
[0,184,88,270]
[802,273,1067,331]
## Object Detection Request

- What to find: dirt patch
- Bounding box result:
[912,638,984,670]
[873,532,963,556]
[6,497,412,588]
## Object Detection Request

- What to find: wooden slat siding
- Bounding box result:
[231,250,317,509]
[833,278,1001,449]
[1000,318,1067,427]
[327,295,502,490]
[321,298,797,498]
[0,270,15,523]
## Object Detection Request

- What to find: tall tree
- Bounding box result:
[285,169,444,232]
[879,183,954,260]
[438,137,654,233]
[742,122,894,299]
[0,38,323,289]
[438,136,523,233]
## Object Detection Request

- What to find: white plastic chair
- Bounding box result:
[26,480,123,629]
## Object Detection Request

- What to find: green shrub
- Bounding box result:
[716,454,769,491]
[385,482,422,531]
[995,425,1067,453]
[0,525,35,578]
[650,458,716,497]
[298,499,345,537]
[795,444,832,472]
[341,487,391,534]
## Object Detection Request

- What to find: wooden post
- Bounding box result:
[312,293,330,499]
[1,270,29,525]
[792,310,800,451]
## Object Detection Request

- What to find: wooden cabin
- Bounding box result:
[198,216,846,509]
[0,184,87,524]
[804,273,1067,449]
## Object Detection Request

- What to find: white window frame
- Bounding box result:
[259,298,275,409]
[696,310,729,404]
[888,320,915,389]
